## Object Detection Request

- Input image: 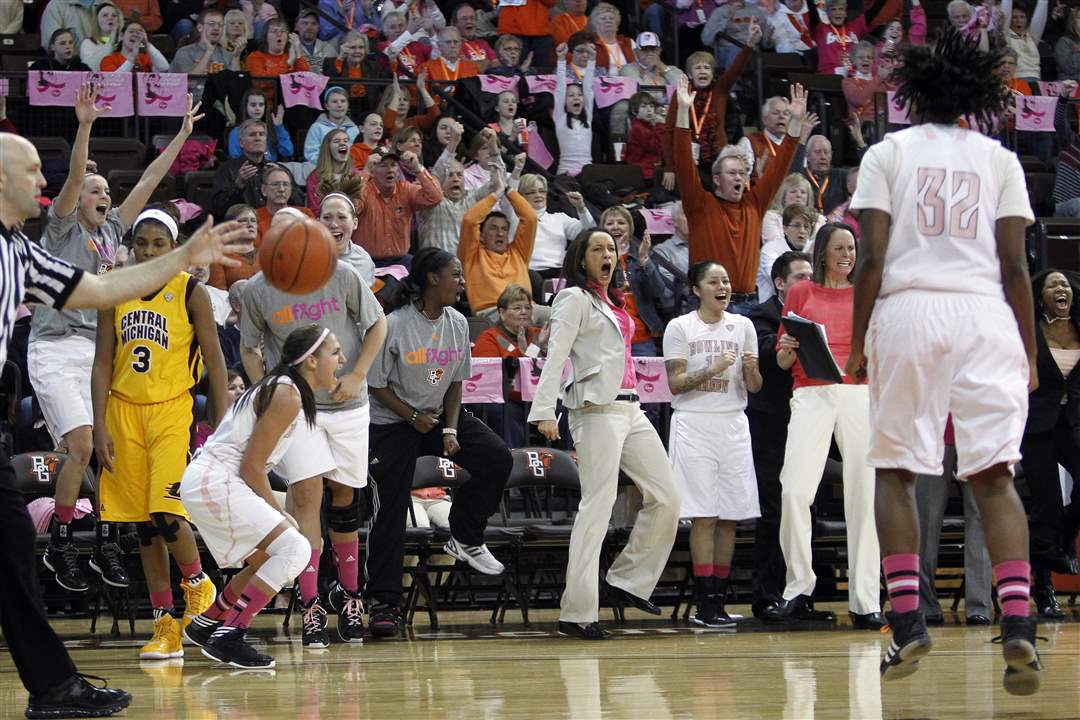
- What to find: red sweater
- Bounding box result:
[777,280,862,389]
[626,118,662,180]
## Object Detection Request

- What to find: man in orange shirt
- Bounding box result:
[454,4,496,70]
[355,150,443,265]
[254,165,314,244]
[673,77,807,315]
[421,27,479,100]
[498,0,556,66]
[552,0,588,47]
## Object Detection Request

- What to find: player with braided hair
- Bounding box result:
[847,28,1043,694]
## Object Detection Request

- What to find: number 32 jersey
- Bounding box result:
[849,124,1034,299]
[111,272,203,404]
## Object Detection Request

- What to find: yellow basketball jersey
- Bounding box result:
[111,273,203,404]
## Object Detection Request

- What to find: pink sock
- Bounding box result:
[298,548,321,604]
[221,585,273,630]
[203,584,241,620]
[178,558,203,581]
[882,553,920,614]
[713,564,731,580]
[333,539,359,594]
[994,560,1031,617]
[692,564,713,577]
[150,589,174,611]
[54,505,75,524]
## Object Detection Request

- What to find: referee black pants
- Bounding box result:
[364,412,513,606]
[0,451,77,695]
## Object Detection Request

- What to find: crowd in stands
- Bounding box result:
[2,0,1079,643]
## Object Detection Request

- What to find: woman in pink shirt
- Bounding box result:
[763,222,884,629]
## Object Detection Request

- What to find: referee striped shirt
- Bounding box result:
[0,222,83,365]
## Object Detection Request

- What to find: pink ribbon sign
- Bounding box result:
[462,358,505,404]
[1015,95,1057,132]
[593,76,637,109]
[136,73,189,116]
[373,264,409,281]
[478,74,519,94]
[634,357,672,402]
[886,91,910,125]
[525,121,554,170]
[515,358,572,402]
[28,70,87,107]
[525,74,558,95]
[0,79,8,97]
[280,71,329,110]
[641,207,675,235]
[1037,81,1062,98]
[87,72,133,118]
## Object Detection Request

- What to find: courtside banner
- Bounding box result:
[280,72,329,110]
[28,70,87,107]
[634,358,672,402]
[462,358,505,404]
[136,73,189,116]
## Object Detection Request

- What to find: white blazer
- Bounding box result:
[527,287,630,423]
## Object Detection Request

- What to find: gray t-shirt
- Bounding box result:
[368,304,471,425]
[341,244,375,288]
[240,263,384,411]
[30,205,127,342]
[169,44,234,102]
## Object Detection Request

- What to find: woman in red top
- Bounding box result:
[244,18,310,105]
[100,21,169,72]
[765,222,883,629]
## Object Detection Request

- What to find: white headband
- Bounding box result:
[291,328,331,366]
[133,209,179,241]
[321,192,357,215]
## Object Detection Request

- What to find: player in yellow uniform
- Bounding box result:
[91,206,229,660]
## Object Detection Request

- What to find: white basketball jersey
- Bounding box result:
[198,377,302,471]
[850,124,1034,299]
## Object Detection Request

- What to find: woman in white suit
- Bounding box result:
[529,228,681,640]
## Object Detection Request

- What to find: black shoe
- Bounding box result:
[751,599,777,621]
[602,580,662,616]
[1033,586,1064,619]
[966,614,992,626]
[182,614,222,648]
[924,613,945,626]
[336,588,365,644]
[1033,552,1075,575]
[762,595,836,622]
[367,602,403,639]
[89,542,129,589]
[999,615,1043,696]
[43,538,89,593]
[850,611,887,630]
[880,610,933,681]
[690,577,730,628]
[202,626,275,669]
[557,620,611,640]
[26,673,132,719]
[301,597,330,648]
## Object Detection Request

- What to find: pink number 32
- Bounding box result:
[916,168,981,239]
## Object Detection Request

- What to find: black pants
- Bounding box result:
[747,407,788,605]
[365,412,513,606]
[1020,415,1080,567]
[0,451,76,695]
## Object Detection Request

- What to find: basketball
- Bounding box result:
[258,217,338,295]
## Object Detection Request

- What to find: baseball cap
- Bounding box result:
[636,32,661,49]
[298,8,319,20]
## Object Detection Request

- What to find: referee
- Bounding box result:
[0,132,250,718]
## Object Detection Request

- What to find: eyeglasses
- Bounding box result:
[785,222,812,231]
[265,181,291,189]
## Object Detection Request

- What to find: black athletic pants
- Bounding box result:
[0,451,77,695]
[1020,415,1080,568]
[364,412,513,606]
[747,408,788,606]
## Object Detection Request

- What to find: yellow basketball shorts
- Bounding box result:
[98,393,195,523]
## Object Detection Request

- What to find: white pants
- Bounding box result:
[562,401,681,624]
[778,384,880,614]
[28,335,95,442]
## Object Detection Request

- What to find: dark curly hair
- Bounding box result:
[890,27,1009,127]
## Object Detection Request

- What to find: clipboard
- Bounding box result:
[780,312,845,384]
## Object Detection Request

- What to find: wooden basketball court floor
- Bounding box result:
[2,605,1077,720]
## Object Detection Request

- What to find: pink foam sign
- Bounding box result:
[526,74,558,95]
[28,70,87,107]
[634,357,672,402]
[280,71,329,110]
[136,73,190,116]
[462,357,505,404]
[641,207,675,235]
[515,358,572,401]
[478,74,519,94]
[594,76,637,109]
[525,121,554,170]
[1015,95,1056,132]
[886,91,910,125]
[87,72,133,118]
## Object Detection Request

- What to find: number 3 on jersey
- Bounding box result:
[916,168,981,239]
[131,345,151,373]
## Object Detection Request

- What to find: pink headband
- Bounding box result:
[291,328,331,366]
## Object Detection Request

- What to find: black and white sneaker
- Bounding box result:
[89,542,129,588]
[444,537,505,575]
[368,602,403,639]
[301,597,330,648]
[202,626,275,669]
[999,615,1043,696]
[336,589,365,644]
[183,615,222,648]
[44,539,89,593]
[880,610,933,681]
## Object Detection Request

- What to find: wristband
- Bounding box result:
[409,410,418,425]
[442,428,458,436]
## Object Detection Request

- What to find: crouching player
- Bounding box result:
[182,325,343,668]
